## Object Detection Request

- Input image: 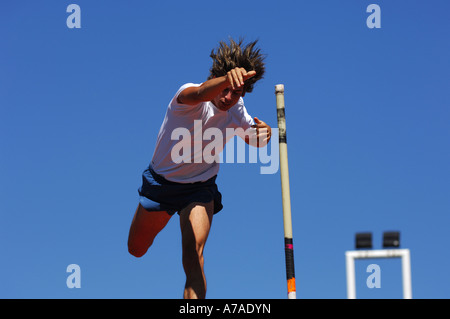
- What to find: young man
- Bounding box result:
[127,38,271,299]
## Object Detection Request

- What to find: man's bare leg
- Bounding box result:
[179,201,214,299]
[127,204,172,258]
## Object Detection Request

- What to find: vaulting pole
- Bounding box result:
[275,84,296,299]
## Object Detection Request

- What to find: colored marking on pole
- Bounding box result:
[284,238,295,281]
[276,108,287,143]
[287,278,296,293]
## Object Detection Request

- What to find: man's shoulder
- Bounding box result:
[168,83,206,114]
[178,82,202,91]
[175,83,202,97]
[171,83,202,105]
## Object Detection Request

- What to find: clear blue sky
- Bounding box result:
[1,0,449,299]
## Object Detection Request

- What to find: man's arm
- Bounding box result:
[177,67,256,105]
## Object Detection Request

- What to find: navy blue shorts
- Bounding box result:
[138,165,223,216]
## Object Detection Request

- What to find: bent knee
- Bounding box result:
[128,241,150,258]
[128,247,146,258]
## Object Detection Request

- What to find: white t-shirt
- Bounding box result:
[151,83,255,183]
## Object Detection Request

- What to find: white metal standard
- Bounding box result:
[345,249,412,299]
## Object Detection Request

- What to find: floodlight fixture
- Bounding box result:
[383,231,400,248]
[355,232,372,249]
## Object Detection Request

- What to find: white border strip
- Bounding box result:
[345,249,412,299]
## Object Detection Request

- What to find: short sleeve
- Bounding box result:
[169,83,202,114]
[233,97,255,130]
[229,97,257,141]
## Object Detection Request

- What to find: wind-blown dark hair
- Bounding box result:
[208,38,266,93]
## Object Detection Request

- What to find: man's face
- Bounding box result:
[212,86,245,111]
